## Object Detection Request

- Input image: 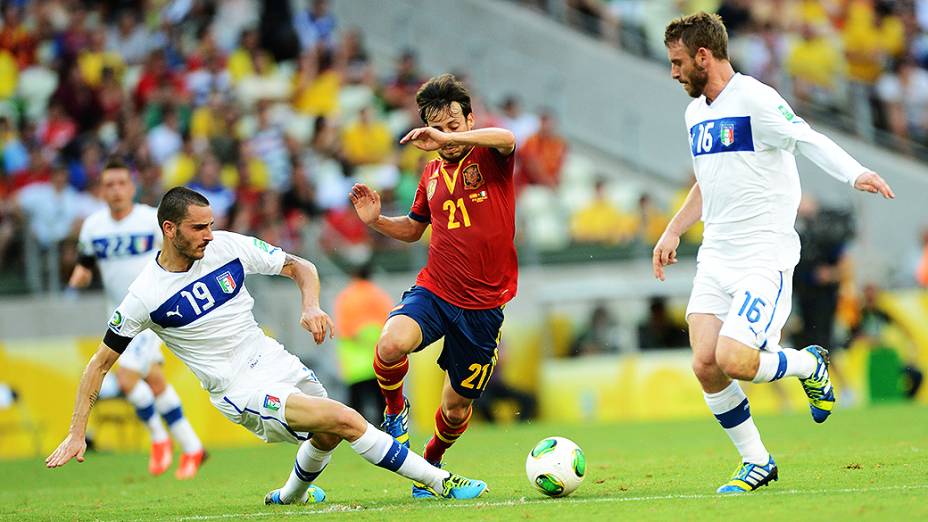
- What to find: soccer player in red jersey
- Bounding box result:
[350,73,517,498]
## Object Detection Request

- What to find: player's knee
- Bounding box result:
[330,405,366,440]
[146,374,166,395]
[692,356,722,385]
[116,368,139,393]
[442,403,471,425]
[376,335,413,363]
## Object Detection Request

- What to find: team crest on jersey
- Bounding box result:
[263,395,281,411]
[462,164,483,190]
[216,271,236,294]
[427,178,437,200]
[720,123,735,147]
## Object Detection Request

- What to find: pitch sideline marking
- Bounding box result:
[176,483,928,520]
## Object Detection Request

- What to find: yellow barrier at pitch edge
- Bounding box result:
[0,337,262,460]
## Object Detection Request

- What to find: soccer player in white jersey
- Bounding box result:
[47,187,487,504]
[68,160,205,479]
[654,13,895,494]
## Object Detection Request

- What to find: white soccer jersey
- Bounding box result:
[107,231,286,393]
[685,73,868,270]
[78,205,161,310]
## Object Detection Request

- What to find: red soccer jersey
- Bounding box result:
[409,145,518,309]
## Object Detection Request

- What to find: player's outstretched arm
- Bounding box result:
[401,127,516,156]
[279,253,335,344]
[653,182,702,281]
[46,343,121,468]
[349,183,429,243]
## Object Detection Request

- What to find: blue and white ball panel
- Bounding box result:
[150,258,245,328]
[210,337,327,444]
[689,116,755,157]
[117,329,165,376]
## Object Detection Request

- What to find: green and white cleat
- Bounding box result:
[424,472,488,499]
[800,345,836,423]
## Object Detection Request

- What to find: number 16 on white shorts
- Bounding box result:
[686,265,793,351]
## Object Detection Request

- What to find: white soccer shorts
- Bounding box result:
[211,339,327,444]
[118,330,166,376]
[686,264,793,351]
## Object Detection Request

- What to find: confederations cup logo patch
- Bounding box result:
[427,178,437,200]
[463,163,483,190]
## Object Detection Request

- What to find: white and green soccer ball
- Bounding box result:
[525,436,586,497]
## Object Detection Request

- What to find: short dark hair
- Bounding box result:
[157,187,210,229]
[415,73,472,123]
[103,156,129,172]
[664,11,729,60]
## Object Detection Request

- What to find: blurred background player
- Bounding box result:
[47,187,488,504]
[654,12,895,495]
[67,159,204,479]
[333,263,391,423]
[350,73,517,498]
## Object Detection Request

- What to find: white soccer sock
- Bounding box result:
[704,381,769,465]
[349,423,448,491]
[127,381,169,443]
[279,440,334,503]
[99,372,122,400]
[154,385,203,453]
[753,348,817,383]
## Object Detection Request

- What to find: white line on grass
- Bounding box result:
[175,483,928,520]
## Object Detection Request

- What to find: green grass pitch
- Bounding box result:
[3,403,926,521]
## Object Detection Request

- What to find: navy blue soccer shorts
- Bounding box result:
[388,286,503,399]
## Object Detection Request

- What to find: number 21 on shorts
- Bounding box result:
[460,348,499,391]
[738,291,766,323]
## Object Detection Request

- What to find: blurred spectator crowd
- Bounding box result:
[0,0,686,294]
[526,0,928,155]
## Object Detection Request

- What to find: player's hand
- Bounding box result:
[349,183,382,225]
[300,306,335,345]
[853,171,895,199]
[45,433,87,468]
[400,127,450,151]
[652,231,681,282]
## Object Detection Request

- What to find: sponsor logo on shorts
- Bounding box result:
[263,395,281,411]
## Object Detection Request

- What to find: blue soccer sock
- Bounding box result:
[704,381,769,465]
[279,440,333,503]
[753,349,817,383]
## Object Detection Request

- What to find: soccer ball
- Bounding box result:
[525,436,586,497]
